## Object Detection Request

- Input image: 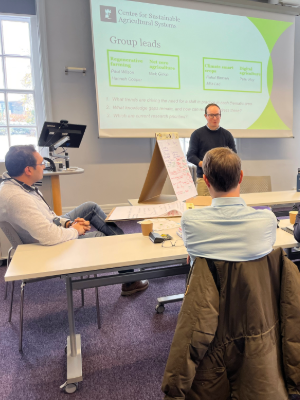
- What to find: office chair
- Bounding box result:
[240,176,272,194]
[187,163,197,186]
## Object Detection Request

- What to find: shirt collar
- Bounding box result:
[211,197,246,207]
[206,124,220,131]
[2,172,36,193]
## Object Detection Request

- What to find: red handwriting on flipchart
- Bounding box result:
[158,139,195,197]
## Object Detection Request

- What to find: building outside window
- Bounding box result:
[0,15,44,162]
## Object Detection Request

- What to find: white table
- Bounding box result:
[4,219,298,392]
[241,190,300,206]
[128,190,300,207]
[5,225,188,392]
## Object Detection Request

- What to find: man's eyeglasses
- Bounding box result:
[36,160,47,166]
[28,160,47,168]
[36,160,47,167]
[206,114,221,118]
[162,239,185,248]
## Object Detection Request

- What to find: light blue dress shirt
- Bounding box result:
[181,197,277,265]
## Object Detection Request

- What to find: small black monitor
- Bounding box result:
[38,121,86,149]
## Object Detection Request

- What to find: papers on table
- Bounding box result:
[106,201,186,221]
[138,218,181,231]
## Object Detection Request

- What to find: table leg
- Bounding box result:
[65,277,82,385]
[66,277,77,356]
[51,175,62,216]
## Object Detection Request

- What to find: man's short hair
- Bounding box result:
[5,145,37,177]
[205,103,221,115]
[202,147,241,192]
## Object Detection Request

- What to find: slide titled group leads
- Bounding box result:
[203,58,262,93]
[107,50,180,89]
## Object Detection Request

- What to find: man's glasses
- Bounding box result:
[28,160,47,168]
[206,114,221,118]
[36,160,47,166]
[162,239,185,248]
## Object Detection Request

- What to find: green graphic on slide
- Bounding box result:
[247,17,293,53]
[247,17,292,130]
[248,99,289,130]
[203,57,262,93]
[267,56,273,97]
[107,50,180,89]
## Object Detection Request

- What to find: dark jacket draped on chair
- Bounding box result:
[162,248,300,400]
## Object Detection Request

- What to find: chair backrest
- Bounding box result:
[187,163,197,186]
[0,221,23,249]
[240,176,272,194]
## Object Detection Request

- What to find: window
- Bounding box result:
[180,138,190,156]
[0,15,44,162]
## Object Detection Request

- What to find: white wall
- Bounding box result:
[1,0,299,207]
[43,0,156,208]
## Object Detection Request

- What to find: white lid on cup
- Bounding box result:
[140,219,152,224]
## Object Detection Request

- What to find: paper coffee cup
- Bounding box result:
[289,211,298,225]
[140,220,153,236]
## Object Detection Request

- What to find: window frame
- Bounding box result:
[0,14,45,161]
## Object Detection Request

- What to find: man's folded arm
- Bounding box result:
[227,133,237,153]
[7,194,78,245]
[186,133,201,167]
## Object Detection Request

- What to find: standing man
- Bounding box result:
[187,103,237,196]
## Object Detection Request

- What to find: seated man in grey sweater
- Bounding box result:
[0,145,148,296]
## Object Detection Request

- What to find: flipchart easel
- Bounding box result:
[138,132,197,204]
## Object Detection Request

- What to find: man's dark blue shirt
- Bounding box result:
[187,125,237,178]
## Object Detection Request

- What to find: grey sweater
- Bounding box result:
[0,172,78,245]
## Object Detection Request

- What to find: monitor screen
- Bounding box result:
[38,121,86,148]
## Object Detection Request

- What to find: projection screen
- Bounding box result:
[90,0,295,138]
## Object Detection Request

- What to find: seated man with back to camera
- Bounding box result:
[0,145,148,296]
[183,147,277,265]
[161,148,293,400]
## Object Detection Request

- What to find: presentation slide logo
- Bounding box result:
[100,6,117,23]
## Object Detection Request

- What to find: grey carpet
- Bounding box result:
[0,220,185,400]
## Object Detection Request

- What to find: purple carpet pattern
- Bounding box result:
[0,221,185,400]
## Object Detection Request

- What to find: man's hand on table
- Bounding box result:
[66,218,91,236]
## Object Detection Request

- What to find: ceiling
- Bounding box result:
[195,0,300,15]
